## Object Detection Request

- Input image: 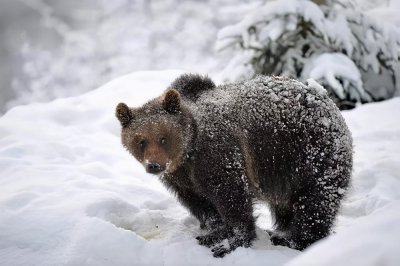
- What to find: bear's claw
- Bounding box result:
[211,245,231,258]
[269,232,291,248]
[196,234,224,247]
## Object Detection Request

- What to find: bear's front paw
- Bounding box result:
[269,230,292,248]
[210,233,254,258]
[196,231,226,247]
[270,234,291,247]
[211,244,231,258]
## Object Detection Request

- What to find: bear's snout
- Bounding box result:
[146,161,165,175]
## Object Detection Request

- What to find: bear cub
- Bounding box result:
[116,74,353,257]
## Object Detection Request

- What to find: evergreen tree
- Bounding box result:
[217,0,400,109]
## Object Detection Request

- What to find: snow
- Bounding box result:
[1,70,400,265]
[305,78,326,96]
[302,53,366,101]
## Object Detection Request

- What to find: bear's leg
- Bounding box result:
[195,137,257,257]
[209,203,256,257]
[286,164,349,250]
[285,193,335,250]
[173,187,224,231]
[202,173,257,257]
[268,205,294,248]
[194,186,256,255]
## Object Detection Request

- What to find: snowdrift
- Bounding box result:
[0,70,399,266]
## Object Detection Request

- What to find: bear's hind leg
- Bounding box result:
[268,204,294,248]
[286,164,349,250]
[286,194,335,250]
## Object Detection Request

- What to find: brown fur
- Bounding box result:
[119,89,194,175]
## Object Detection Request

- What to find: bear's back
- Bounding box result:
[191,75,344,135]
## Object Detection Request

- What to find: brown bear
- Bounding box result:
[115,74,353,257]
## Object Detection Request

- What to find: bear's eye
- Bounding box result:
[138,140,146,151]
[160,137,166,145]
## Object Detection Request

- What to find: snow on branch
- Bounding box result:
[216,0,400,109]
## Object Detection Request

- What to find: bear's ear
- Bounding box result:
[163,89,181,114]
[116,103,134,127]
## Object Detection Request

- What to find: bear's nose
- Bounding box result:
[146,162,164,174]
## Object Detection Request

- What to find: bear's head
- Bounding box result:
[116,89,195,176]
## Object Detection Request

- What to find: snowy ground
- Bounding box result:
[0,70,399,266]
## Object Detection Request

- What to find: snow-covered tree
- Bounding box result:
[216,0,400,109]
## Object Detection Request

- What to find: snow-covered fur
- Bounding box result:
[116,74,353,257]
